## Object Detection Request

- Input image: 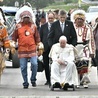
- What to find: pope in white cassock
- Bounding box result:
[49,36,78,90]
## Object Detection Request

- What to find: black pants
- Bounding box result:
[43,49,50,83]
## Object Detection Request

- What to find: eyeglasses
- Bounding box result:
[60,17,66,19]
[76,18,84,20]
[48,17,54,19]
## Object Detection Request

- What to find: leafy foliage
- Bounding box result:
[32,0,54,9]
[0,0,54,8]
[0,0,23,6]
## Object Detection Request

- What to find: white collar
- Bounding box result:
[48,22,51,26]
[60,21,65,25]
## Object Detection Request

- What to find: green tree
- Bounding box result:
[0,0,54,8]
[64,0,78,3]
[32,0,54,8]
[0,0,23,6]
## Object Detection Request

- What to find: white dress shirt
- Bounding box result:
[48,22,52,31]
[60,21,65,32]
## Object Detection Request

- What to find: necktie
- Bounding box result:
[61,23,64,32]
[48,23,51,31]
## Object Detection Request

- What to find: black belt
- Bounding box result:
[77,40,89,45]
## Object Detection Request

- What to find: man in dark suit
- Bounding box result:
[39,11,55,85]
[48,10,77,48]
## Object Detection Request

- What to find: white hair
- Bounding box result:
[59,36,67,42]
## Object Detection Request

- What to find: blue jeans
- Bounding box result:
[19,56,38,86]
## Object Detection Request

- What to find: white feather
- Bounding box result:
[71,9,86,22]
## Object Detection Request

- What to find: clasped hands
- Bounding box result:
[57,59,68,66]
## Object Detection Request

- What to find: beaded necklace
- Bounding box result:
[78,27,83,36]
[75,24,88,42]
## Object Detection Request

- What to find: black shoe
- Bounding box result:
[52,82,61,88]
[32,82,36,87]
[44,81,50,85]
[23,85,28,89]
[54,82,61,88]
[49,82,51,88]
[50,85,54,91]
[50,82,61,91]
[63,83,69,90]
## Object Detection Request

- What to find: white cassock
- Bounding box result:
[49,43,79,86]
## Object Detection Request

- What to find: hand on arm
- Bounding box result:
[57,59,67,66]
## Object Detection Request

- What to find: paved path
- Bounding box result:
[0,61,98,97]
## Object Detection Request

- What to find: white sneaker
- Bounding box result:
[83,82,88,88]
[76,85,80,89]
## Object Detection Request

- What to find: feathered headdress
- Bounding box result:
[15,5,35,23]
[71,9,86,22]
[0,8,7,27]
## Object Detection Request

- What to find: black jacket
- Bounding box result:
[48,20,77,48]
[39,22,50,52]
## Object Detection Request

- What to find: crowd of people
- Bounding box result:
[0,2,98,90]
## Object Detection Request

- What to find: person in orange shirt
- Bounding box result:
[0,8,15,78]
[12,10,41,89]
[0,23,10,78]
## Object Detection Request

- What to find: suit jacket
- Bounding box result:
[39,22,50,52]
[48,20,77,48]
